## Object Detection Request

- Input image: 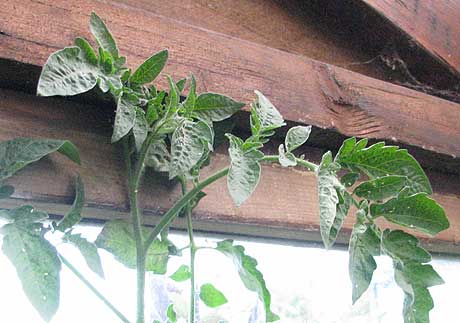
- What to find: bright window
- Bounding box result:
[0,224,458,322]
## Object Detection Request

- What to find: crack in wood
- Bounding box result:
[316,64,384,138]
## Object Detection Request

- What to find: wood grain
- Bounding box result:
[0,89,459,251]
[360,0,460,75]
[1,0,460,159]
[110,0,387,80]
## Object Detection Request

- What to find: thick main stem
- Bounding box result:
[123,138,147,323]
[179,177,197,323]
[59,254,132,323]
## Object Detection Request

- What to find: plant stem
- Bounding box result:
[144,168,229,250]
[144,154,319,250]
[262,155,318,171]
[123,138,146,323]
[59,254,132,323]
[179,177,197,323]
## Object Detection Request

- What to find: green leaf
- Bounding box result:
[317,151,350,248]
[37,46,121,97]
[164,76,180,118]
[382,230,444,323]
[0,185,14,199]
[90,12,118,58]
[169,265,191,282]
[194,93,245,122]
[63,233,104,278]
[336,138,432,194]
[226,134,264,206]
[183,74,197,114]
[0,138,80,181]
[381,230,431,264]
[371,193,449,236]
[145,139,171,172]
[74,37,98,65]
[348,223,380,303]
[340,172,360,188]
[1,223,61,321]
[169,120,213,179]
[130,50,168,84]
[285,125,311,152]
[216,240,279,322]
[95,220,169,274]
[253,90,285,130]
[176,78,187,93]
[199,283,228,308]
[166,304,177,322]
[354,175,407,200]
[56,175,85,232]
[133,107,149,151]
[111,94,137,143]
[278,144,297,167]
[0,205,48,223]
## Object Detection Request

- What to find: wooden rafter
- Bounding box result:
[0,0,459,159]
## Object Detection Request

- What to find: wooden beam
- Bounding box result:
[1,0,460,160]
[360,0,460,76]
[0,89,459,252]
[109,0,388,81]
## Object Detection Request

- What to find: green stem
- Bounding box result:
[59,254,132,323]
[143,154,319,251]
[144,168,229,251]
[123,138,147,323]
[179,177,197,323]
[262,155,318,171]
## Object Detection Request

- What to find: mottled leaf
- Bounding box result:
[336,138,431,194]
[130,50,168,84]
[133,107,149,151]
[216,240,279,322]
[37,46,121,97]
[199,283,228,308]
[317,151,350,248]
[56,175,85,232]
[95,220,169,274]
[111,94,137,143]
[354,175,407,200]
[285,125,311,152]
[226,134,264,206]
[371,193,449,236]
[0,138,80,181]
[90,12,118,58]
[169,120,213,179]
[278,144,296,167]
[194,92,245,122]
[253,90,284,130]
[63,233,104,278]
[145,139,171,172]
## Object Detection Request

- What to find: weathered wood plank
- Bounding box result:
[0,89,459,252]
[360,0,460,75]
[110,0,388,80]
[1,0,460,159]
